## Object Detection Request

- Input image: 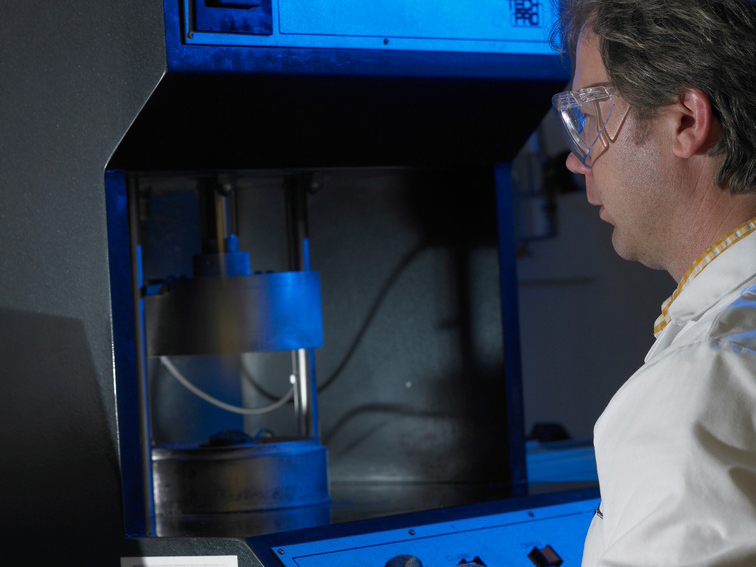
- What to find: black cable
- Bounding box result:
[316,240,429,394]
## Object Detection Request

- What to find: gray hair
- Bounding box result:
[552,0,756,194]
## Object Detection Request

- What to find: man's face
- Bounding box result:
[566,31,680,271]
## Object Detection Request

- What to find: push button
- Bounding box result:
[528,545,563,567]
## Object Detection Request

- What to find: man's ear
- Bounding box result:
[671,88,718,158]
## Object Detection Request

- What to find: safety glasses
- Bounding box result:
[552,86,629,168]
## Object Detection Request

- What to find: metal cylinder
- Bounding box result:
[145,271,323,355]
[152,437,329,515]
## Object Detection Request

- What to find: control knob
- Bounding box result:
[385,554,423,567]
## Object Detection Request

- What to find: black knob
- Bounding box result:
[458,557,487,566]
[385,554,423,567]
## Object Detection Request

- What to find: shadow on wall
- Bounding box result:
[0,308,124,564]
[305,168,510,487]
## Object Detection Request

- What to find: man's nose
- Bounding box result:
[565,152,590,175]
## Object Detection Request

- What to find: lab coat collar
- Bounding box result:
[645,231,756,362]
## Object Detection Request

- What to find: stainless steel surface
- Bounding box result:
[154,503,331,538]
[152,437,329,515]
[150,481,512,538]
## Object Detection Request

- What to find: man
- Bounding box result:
[549,1,756,565]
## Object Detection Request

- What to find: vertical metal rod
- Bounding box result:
[214,189,230,252]
[127,175,157,535]
[212,175,236,277]
[213,175,237,249]
[285,174,320,439]
[291,348,314,437]
[494,163,528,497]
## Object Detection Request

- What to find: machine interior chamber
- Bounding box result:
[108,166,520,537]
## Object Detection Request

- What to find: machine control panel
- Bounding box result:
[181,0,558,55]
[267,496,598,566]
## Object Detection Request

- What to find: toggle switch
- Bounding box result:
[528,545,563,567]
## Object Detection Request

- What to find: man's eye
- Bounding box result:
[576,110,588,131]
[576,111,597,134]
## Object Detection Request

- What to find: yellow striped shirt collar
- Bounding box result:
[653,217,756,338]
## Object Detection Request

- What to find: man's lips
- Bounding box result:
[586,192,609,222]
[597,205,614,225]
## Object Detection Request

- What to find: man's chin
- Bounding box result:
[611,232,640,263]
[611,232,666,271]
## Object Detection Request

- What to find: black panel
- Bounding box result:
[109,72,560,170]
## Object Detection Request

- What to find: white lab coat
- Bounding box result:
[582,231,756,567]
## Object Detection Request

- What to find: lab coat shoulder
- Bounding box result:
[587,288,756,566]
